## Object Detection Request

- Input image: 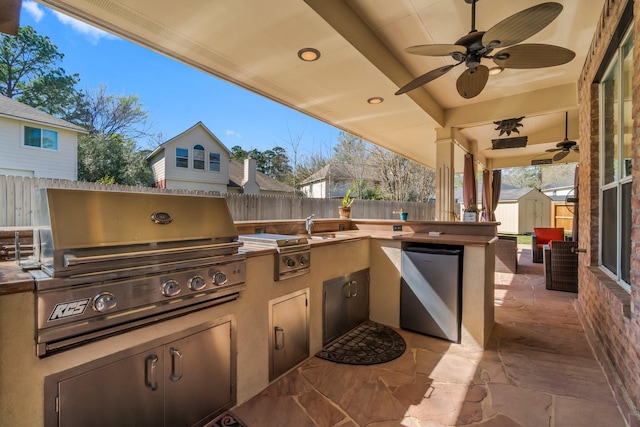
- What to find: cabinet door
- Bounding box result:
[57,351,164,427]
[165,321,233,427]
[323,276,351,345]
[347,269,369,330]
[270,291,309,381]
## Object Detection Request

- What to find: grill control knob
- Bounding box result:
[189,275,206,291]
[212,271,228,286]
[162,280,181,297]
[93,292,117,313]
[298,255,309,266]
[284,257,296,268]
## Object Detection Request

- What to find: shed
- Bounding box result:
[495,187,552,234]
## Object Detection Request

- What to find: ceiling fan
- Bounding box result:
[0,0,22,36]
[546,111,579,161]
[395,0,575,99]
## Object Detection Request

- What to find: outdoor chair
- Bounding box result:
[531,227,565,263]
[543,240,578,293]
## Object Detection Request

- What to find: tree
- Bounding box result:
[75,86,154,185]
[0,26,80,118]
[73,85,151,140]
[78,133,152,186]
[230,145,292,180]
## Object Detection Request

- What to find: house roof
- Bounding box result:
[0,95,87,133]
[300,163,379,185]
[146,121,232,160]
[228,160,295,193]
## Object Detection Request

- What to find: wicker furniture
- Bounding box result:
[543,240,578,293]
[531,227,565,263]
[495,235,518,273]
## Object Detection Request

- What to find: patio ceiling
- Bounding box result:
[38,0,602,171]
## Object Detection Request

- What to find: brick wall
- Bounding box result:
[577,0,640,423]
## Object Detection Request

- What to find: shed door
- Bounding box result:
[524,199,543,232]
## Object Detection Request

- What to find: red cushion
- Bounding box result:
[533,227,564,245]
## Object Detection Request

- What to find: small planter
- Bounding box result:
[338,206,352,218]
[399,212,408,221]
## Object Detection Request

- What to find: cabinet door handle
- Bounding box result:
[342,282,351,298]
[274,326,285,350]
[350,280,358,298]
[145,354,159,391]
[169,347,183,382]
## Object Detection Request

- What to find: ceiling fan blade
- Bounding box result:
[395,64,455,95]
[0,0,21,36]
[493,44,575,69]
[546,148,561,153]
[405,44,466,57]
[553,150,569,161]
[456,65,489,99]
[482,2,563,49]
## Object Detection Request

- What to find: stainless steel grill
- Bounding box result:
[29,188,246,357]
[238,233,310,280]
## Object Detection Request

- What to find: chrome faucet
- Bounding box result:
[305,214,315,234]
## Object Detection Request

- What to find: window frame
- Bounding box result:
[23,126,58,150]
[193,144,205,170]
[176,147,189,168]
[209,152,221,172]
[598,26,633,293]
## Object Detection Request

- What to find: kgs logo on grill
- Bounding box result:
[48,298,91,321]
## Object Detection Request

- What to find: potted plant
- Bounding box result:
[393,208,408,221]
[339,188,355,218]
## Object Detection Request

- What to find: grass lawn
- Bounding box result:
[517,235,532,245]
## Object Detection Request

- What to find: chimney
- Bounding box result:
[241,158,260,194]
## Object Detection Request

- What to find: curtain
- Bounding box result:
[463,154,477,212]
[481,169,491,221]
[491,169,501,222]
[572,165,579,242]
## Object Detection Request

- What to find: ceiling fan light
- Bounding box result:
[488,66,504,75]
[297,48,320,62]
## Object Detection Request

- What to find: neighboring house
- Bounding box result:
[495,187,552,234]
[147,122,295,195]
[0,95,87,180]
[300,163,379,199]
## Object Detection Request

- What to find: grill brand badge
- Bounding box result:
[48,298,90,321]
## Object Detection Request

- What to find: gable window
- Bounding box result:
[599,28,632,291]
[209,153,220,172]
[176,148,189,168]
[24,126,58,150]
[193,144,205,170]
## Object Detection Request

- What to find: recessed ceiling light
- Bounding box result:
[297,48,320,62]
[367,97,384,104]
[488,66,504,76]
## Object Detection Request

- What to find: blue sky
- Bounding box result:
[20,1,341,158]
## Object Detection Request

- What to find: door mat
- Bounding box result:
[208,411,247,427]
[316,321,406,365]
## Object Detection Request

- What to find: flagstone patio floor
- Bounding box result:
[231,246,627,426]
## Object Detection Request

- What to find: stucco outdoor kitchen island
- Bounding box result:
[0,219,496,427]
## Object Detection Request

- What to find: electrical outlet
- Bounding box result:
[392,224,402,231]
[255,227,266,234]
[338,224,346,231]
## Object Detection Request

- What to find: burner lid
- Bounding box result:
[238,233,307,248]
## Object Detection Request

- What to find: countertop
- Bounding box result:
[0,231,497,295]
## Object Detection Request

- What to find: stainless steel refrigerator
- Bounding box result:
[400,247,462,343]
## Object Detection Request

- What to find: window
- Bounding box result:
[599,28,632,291]
[209,153,220,172]
[176,148,189,168]
[24,126,58,150]
[193,144,205,170]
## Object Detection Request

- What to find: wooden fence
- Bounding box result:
[0,175,435,227]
